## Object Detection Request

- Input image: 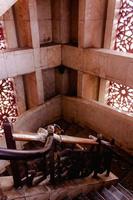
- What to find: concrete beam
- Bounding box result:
[0,49,35,79]
[0,45,61,79]
[79,0,107,48]
[62,45,133,88]
[40,45,61,69]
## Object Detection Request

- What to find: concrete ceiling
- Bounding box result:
[0,0,17,16]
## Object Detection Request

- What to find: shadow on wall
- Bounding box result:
[14,95,61,132]
[62,96,133,156]
[14,95,133,155]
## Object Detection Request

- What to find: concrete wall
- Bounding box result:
[13,0,32,48]
[14,75,26,114]
[70,0,79,44]
[23,72,39,109]
[3,8,18,49]
[62,45,133,88]
[62,96,133,155]
[77,72,100,100]
[42,68,57,101]
[14,95,61,132]
[36,0,52,45]
[51,0,71,44]
[40,45,61,69]
[79,0,107,48]
[13,95,133,155]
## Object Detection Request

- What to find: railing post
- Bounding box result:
[49,133,55,184]
[3,119,16,149]
[3,118,22,188]
[103,139,115,177]
[92,138,102,179]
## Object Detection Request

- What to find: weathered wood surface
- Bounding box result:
[13,133,43,142]
[59,135,97,145]
[12,132,97,145]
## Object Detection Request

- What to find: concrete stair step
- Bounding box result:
[95,192,106,200]
[109,185,129,200]
[66,183,133,200]
[101,187,120,200]
[116,183,133,200]
[88,192,105,200]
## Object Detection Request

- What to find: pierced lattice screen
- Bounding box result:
[114,0,133,53]
[107,81,133,113]
[0,78,18,133]
[0,21,6,50]
[107,0,133,114]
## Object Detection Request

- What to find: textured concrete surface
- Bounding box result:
[0,173,118,200]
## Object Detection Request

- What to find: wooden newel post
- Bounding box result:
[3,118,22,188]
[3,118,16,149]
[48,132,55,184]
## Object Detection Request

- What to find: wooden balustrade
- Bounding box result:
[0,119,114,188]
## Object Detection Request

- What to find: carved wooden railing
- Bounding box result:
[0,119,114,188]
[0,119,54,188]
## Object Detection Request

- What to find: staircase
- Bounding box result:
[70,184,133,200]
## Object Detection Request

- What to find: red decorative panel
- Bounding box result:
[114,0,133,53]
[0,21,6,50]
[107,0,133,114]
[0,78,18,133]
[0,22,18,132]
[107,82,133,113]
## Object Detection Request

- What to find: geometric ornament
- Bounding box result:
[107,81,133,113]
[107,0,133,114]
[0,21,7,50]
[0,78,18,133]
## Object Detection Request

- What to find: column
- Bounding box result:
[77,71,100,100]
[28,0,45,104]
[79,0,107,48]
[14,76,26,114]
[51,0,70,43]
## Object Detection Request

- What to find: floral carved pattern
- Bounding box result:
[114,0,133,53]
[0,21,6,50]
[107,82,133,113]
[107,0,133,114]
[0,78,18,133]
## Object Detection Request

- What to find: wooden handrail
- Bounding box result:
[11,132,97,145]
[0,135,53,160]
